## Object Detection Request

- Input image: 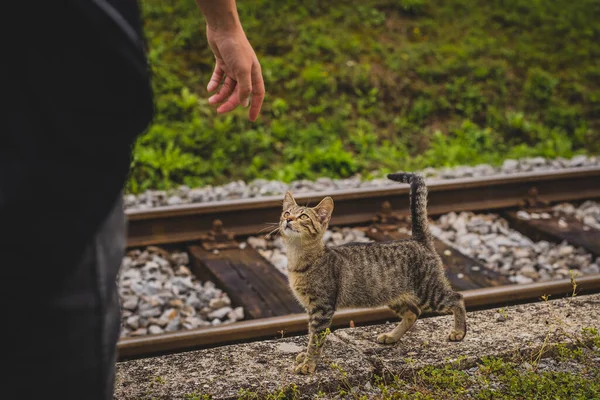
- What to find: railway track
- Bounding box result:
[118,167,600,361]
[126,166,600,247]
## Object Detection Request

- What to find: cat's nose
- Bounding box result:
[286,216,296,222]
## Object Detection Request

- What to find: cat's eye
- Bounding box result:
[283,211,290,218]
[300,214,309,219]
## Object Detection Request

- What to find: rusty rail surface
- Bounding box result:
[126,167,600,247]
[117,274,600,360]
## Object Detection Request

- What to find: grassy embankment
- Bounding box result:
[129,0,600,193]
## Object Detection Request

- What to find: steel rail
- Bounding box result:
[117,274,600,360]
[126,167,600,247]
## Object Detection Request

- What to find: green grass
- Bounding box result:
[129,0,600,193]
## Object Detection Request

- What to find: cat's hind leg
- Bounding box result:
[377,299,421,345]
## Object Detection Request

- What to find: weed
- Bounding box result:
[497,307,509,320]
[569,270,579,297]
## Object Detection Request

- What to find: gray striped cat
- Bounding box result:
[280,173,467,374]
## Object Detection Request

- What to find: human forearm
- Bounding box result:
[195,0,242,32]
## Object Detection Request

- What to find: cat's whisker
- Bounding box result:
[265,226,281,239]
[258,223,279,234]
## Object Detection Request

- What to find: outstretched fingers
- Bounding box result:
[235,64,253,108]
[215,64,250,114]
[216,90,241,114]
[206,59,264,120]
[248,63,265,122]
[210,76,237,106]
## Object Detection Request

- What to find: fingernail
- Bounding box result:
[209,96,216,104]
[242,98,250,107]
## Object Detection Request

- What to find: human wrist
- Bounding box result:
[196,0,243,33]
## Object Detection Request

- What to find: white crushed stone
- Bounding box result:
[118,247,244,338]
[431,211,600,282]
[553,200,600,231]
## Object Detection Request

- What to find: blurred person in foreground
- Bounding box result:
[2,0,264,398]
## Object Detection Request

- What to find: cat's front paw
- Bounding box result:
[294,359,317,375]
[376,333,399,344]
[295,352,307,364]
[448,329,466,341]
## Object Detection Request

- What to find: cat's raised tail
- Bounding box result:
[387,173,434,248]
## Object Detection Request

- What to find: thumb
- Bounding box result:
[207,63,225,93]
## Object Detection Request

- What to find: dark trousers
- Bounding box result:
[2,3,151,397]
[6,196,125,400]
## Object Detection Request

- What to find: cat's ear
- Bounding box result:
[313,196,334,223]
[283,191,297,210]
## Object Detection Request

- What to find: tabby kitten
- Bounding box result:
[280,173,467,375]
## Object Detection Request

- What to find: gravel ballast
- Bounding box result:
[118,246,244,338]
[430,211,600,283]
[552,200,600,231]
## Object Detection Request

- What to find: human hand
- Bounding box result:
[205,25,265,122]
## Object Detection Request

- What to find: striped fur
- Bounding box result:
[280,174,467,375]
[386,172,434,248]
